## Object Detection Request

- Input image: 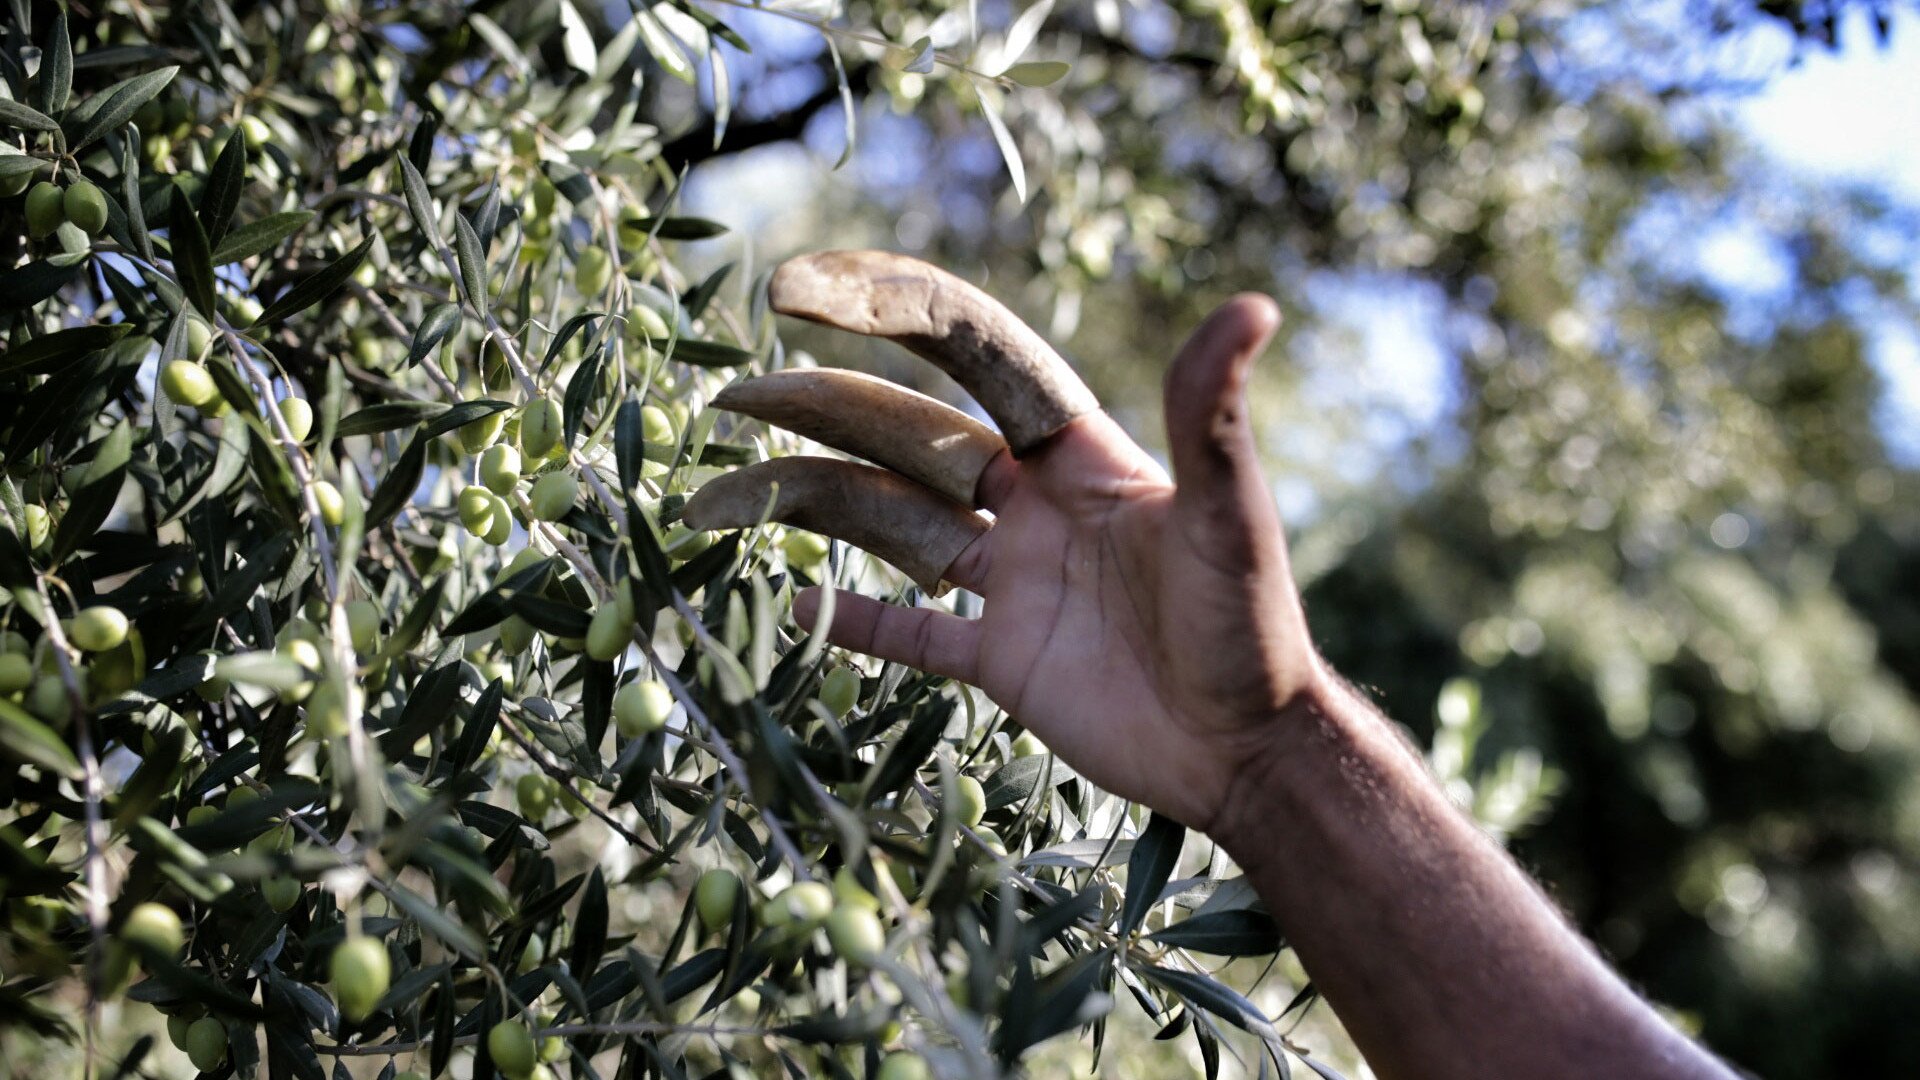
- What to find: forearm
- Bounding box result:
[1212,677,1736,1080]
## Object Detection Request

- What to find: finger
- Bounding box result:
[793,587,981,684]
[713,369,1008,506]
[679,456,991,594]
[1163,295,1284,563]
[768,250,1100,455]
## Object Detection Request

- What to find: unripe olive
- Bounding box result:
[950,775,987,829]
[0,653,32,694]
[832,866,880,912]
[184,1016,227,1071]
[482,490,514,545]
[330,936,391,1022]
[574,247,612,296]
[70,606,130,652]
[613,679,672,737]
[663,525,712,561]
[25,182,64,239]
[771,881,833,929]
[517,935,545,974]
[498,614,536,656]
[345,599,381,654]
[166,1013,193,1050]
[528,472,576,522]
[458,410,506,454]
[480,444,522,494]
[819,666,860,718]
[38,670,77,721]
[640,403,674,443]
[226,294,264,327]
[694,868,740,930]
[459,486,497,536]
[516,772,556,820]
[184,317,213,359]
[278,397,314,442]
[876,1052,933,1080]
[64,179,109,236]
[242,114,273,147]
[262,875,301,912]
[22,504,50,549]
[825,905,885,965]
[488,1019,538,1079]
[584,603,632,662]
[1010,731,1047,758]
[159,360,215,408]
[313,481,345,526]
[0,161,40,197]
[782,529,830,569]
[121,902,184,958]
[305,680,348,738]
[519,397,564,458]
[280,636,322,672]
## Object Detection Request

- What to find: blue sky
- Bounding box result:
[1728,11,1920,462]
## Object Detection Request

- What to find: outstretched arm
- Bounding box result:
[689,251,1737,1080]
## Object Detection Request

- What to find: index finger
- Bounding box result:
[767,250,1101,455]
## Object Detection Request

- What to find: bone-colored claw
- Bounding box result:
[680,456,990,593]
[767,250,1099,455]
[713,369,1008,505]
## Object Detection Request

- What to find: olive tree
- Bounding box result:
[0,2,1556,1077]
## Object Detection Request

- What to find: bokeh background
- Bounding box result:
[637,1,1920,1075]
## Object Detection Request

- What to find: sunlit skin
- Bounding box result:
[795,296,1738,1080]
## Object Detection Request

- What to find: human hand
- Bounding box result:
[686,251,1326,831]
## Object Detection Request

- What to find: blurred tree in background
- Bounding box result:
[3,0,1918,1077]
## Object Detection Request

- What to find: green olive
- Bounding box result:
[516,772,556,820]
[488,1019,538,1079]
[0,653,33,694]
[0,160,42,197]
[825,905,885,965]
[613,678,672,737]
[278,397,314,442]
[305,680,348,738]
[458,409,506,454]
[498,614,536,656]
[639,403,674,444]
[875,1052,933,1080]
[22,504,50,549]
[121,902,184,958]
[771,881,833,929]
[1010,731,1047,758]
[330,936,391,1022]
[519,397,564,458]
[185,317,213,359]
[574,247,613,296]
[313,481,345,526]
[161,360,218,408]
[70,606,130,652]
[345,599,381,654]
[25,181,65,240]
[694,868,740,930]
[528,472,577,522]
[63,179,109,236]
[782,529,830,570]
[262,875,301,912]
[482,490,514,545]
[459,486,497,537]
[184,1016,227,1072]
[480,443,522,494]
[584,603,632,662]
[819,666,860,718]
[950,775,987,829]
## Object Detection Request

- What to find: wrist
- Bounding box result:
[1206,672,1386,864]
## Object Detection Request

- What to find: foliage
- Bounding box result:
[0,1,1564,1077]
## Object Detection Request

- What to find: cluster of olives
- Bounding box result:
[12,173,109,245]
[1,605,141,726]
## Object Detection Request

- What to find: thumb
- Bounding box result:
[1163,294,1285,566]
